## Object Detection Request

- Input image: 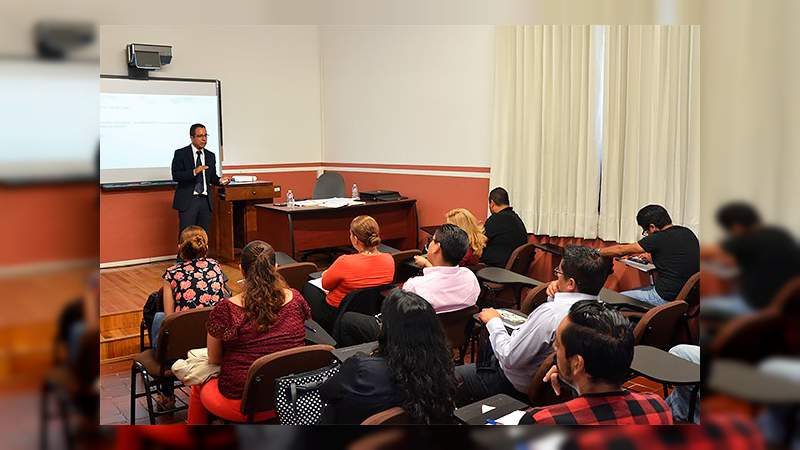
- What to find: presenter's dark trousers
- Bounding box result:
[178,195,212,234]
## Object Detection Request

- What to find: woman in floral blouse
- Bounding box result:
[151,226,226,410]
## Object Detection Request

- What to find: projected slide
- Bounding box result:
[100,78,221,184]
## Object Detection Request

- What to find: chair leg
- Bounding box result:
[140,371,157,425]
[57,395,72,450]
[129,365,138,425]
[40,382,50,450]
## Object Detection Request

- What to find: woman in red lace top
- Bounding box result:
[187,240,310,424]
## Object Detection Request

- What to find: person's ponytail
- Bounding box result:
[240,241,288,332]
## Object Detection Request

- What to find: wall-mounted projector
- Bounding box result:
[127,43,172,70]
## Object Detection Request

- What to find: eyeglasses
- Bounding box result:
[553,267,564,277]
[193,134,209,138]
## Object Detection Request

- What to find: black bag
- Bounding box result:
[274,363,340,425]
[142,288,164,339]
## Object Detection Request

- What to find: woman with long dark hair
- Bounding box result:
[186,240,311,424]
[319,289,456,424]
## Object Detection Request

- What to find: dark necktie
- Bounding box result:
[194,150,205,195]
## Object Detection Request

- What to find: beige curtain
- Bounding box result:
[490,25,603,239]
[599,25,700,243]
[491,25,699,243]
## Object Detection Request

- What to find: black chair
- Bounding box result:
[331,284,396,342]
[312,172,345,199]
[40,328,99,450]
[481,243,537,308]
[130,308,211,424]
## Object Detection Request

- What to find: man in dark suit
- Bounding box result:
[171,123,229,233]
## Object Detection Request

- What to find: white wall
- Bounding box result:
[99,26,322,166]
[319,26,495,167]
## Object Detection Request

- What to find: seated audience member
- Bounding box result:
[599,204,699,306]
[455,246,611,404]
[153,226,227,344]
[338,224,480,346]
[519,300,672,425]
[417,209,487,267]
[320,290,456,424]
[701,202,800,318]
[664,344,700,423]
[302,215,395,330]
[187,240,310,424]
[480,187,528,267]
[151,226,226,410]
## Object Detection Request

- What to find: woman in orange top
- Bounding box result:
[303,215,395,331]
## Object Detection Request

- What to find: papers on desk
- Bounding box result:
[294,197,366,208]
[495,410,526,425]
[308,277,329,294]
[481,405,496,414]
[497,309,528,330]
[619,258,657,272]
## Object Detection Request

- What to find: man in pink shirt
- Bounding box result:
[337,224,480,346]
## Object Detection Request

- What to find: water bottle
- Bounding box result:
[286,190,295,207]
[351,183,359,200]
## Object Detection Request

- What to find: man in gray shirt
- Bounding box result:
[455,246,612,403]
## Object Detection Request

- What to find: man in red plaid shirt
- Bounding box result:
[519,300,673,425]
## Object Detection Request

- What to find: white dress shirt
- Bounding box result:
[402,265,480,313]
[485,291,598,392]
[191,144,207,195]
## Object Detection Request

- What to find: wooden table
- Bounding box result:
[254,199,418,259]
[209,181,281,262]
[454,394,529,425]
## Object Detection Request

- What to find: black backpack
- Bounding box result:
[142,288,164,338]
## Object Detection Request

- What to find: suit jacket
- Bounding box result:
[171,144,222,211]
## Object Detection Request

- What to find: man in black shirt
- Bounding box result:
[701,202,800,317]
[480,187,528,267]
[599,205,699,306]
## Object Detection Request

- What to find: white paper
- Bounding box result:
[294,197,366,208]
[495,410,526,425]
[481,405,496,414]
[308,277,329,294]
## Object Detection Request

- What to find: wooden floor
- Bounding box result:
[100,260,244,316]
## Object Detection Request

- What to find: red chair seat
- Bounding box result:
[200,378,277,423]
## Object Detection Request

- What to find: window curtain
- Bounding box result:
[490,25,603,239]
[490,25,699,243]
[599,25,700,243]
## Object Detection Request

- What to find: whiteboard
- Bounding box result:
[99,76,222,184]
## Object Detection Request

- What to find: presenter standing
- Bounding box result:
[171,123,229,234]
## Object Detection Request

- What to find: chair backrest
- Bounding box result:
[240,344,336,420]
[527,353,575,407]
[709,311,784,363]
[277,262,319,292]
[437,305,479,352]
[391,249,422,284]
[676,272,700,307]
[361,407,411,425]
[504,243,536,276]
[767,276,800,315]
[633,300,688,350]
[312,172,345,199]
[332,284,397,340]
[155,307,213,371]
[520,284,549,315]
